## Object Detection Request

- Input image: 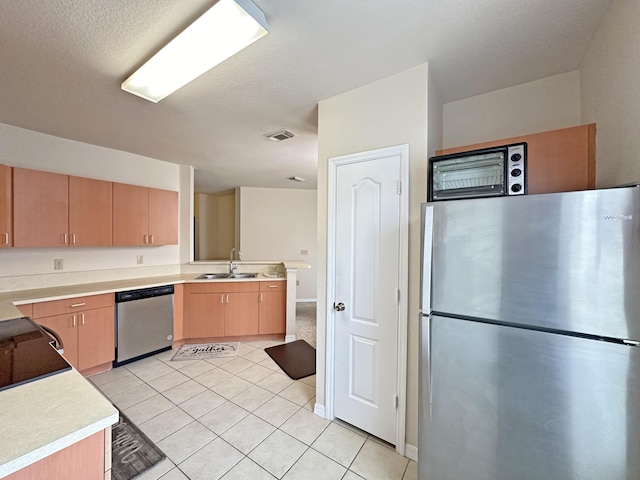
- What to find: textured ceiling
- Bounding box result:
[0,0,613,193]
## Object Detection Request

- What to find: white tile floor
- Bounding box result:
[89,340,417,480]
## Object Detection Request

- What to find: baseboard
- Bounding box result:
[405,443,418,462]
[313,403,326,418]
[297,298,317,303]
[284,334,297,343]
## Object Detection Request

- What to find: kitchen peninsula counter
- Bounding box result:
[0,368,118,478]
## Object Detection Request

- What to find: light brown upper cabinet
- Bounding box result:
[13,168,113,248]
[113,183,178,246]
[14,168,69,247]
[435,123,596,195]
[69,176,113,246]
[0,164,12,248]
[148,187,179,245]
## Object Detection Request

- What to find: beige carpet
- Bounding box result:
[295,302,316,347]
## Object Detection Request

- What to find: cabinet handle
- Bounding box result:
[81,313,85,325]
[260,293,263,302]
[72,314,76,327]
[71,233,76,245]
[143,234,148,244]
[226,294,229,303]
[149,234,154,244]
[1,233,8,245]
[61,233,68,245]
[221,295,224,304]
[268,285,278,288]
[70,303,86,308]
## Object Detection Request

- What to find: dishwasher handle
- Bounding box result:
[115,285,174,303]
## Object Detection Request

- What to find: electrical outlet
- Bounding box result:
[137,255,144,265]
[54,259,63,270]
[300,249,308,255]
[296,280,300,286]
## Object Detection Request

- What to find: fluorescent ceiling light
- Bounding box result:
[121,0,269,103]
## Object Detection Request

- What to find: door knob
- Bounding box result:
[333,302,346,312]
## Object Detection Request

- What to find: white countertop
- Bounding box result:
[0,368,118,478]
[0,273,287,320]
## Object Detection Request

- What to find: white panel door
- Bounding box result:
[334,153,402,444]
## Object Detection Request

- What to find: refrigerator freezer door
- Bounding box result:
[430,187,640,340]
[422,315,640,480]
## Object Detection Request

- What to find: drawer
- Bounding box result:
[260,280,286,292]
[32,293,114,318]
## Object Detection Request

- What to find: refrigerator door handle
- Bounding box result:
[420,313,433,418]
[421,204,434,314]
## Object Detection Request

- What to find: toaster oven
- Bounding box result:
[428,143,527,201]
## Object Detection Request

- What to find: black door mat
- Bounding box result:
[112,410,166,480]
[265,340,316,380]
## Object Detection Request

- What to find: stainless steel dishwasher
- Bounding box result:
[114,285,174,366]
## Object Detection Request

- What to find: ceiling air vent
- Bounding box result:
[264,129,295,142]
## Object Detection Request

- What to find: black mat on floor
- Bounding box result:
[112,410,165,480]
[265,340,316,380]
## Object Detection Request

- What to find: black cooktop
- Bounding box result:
[0,317,71,392]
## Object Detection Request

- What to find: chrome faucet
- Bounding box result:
[229,247,243,274]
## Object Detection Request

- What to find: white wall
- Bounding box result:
[0,123,182,282]
[580,0,640,187]
[317,63,435,449]
[238,187,317,301]
[442,71,581,148]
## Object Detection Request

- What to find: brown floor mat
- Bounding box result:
[265,340,316,380]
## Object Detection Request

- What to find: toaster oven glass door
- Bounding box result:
[431,152,505,200]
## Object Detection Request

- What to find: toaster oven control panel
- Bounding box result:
[507,143,526,195]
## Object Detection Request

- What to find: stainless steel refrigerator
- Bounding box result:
[419,186,640,480]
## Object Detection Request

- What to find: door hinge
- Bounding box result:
[397,289,401,303]
[395,395,399,409]
[396,180,402,195]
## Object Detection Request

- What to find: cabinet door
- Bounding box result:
[225,292,259,336]
[113,183,148,246]
[13,168,69,247]
[188,293,225,338]
[5,430,105,480]
[148,187,178,245]
[69,176,113,246]
[36,313,79,368]
[0,164,12,247]
[259,290,286,334]
[77,306,115,371]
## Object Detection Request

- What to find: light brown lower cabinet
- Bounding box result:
[188,291,226,338]
[185,282,260,338]
[29,294,115,372]
[259,281,286,334]
[225,291,260,336]
[5,430,107,480]
[185,280,286,339]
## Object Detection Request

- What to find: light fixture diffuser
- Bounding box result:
[121,0,269,103]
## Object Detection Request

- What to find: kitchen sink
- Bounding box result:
[229,273,258,279]
[195,273,258,280]
[196,273,230,279]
